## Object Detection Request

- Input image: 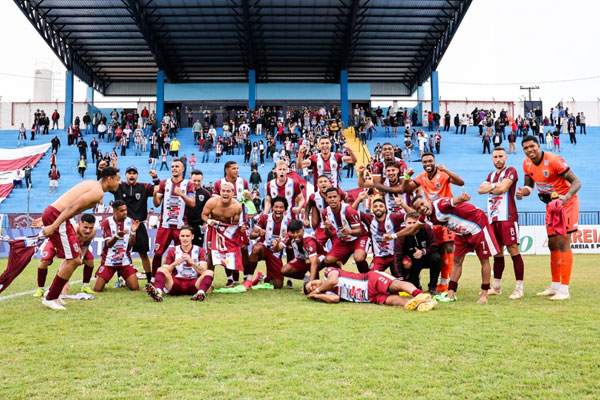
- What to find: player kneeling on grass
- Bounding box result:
[272,220,327,282]
[94,200,141,292]
[146,226,214,302]
[303,267,437,312]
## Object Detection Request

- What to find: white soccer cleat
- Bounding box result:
[42,298,66,310]
[549,291,570,301]
[536,287,557,296]
[487,287,502,296]
[44,290,66,306]
[508,289,524,300]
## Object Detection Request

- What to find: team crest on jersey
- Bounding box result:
[435,183,441,189]
[543,170,549,177]
[73,243,79,252]
[41,251,47,258]
[154,243,160,251]
[198,195,205,202]
[98,266,104,274]
[135,193,141,200]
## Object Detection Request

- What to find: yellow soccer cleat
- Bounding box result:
[404,292,431,311]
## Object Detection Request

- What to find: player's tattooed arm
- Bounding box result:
[561,169,582,203]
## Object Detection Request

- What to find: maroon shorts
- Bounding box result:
[154,227,181,256]
[454,225,500,259]
[370,255,394,271]
[41,241,93,264]
[95,264,137,282]
[491,220,519,246]
[367,270,397,305]
[288,255,325,274]
[41,205,80,259]
[256,243,284,281]
[168,277,198,296]
[327,236,370,263]
[314,227,329,247]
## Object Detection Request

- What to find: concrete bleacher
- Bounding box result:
[0,125,596,215]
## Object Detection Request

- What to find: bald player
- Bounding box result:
[39,167,121,310]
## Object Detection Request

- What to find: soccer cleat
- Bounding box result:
[537,287,557,296]
[433,292,458,303]
[43,290,66,306]
[190,290,206,301]
[251,282,275,290]
[32,288,45,298]
[81,285,96,295]
[549,291,570,301]
[42,298,66,310]
[436,284,448,293]
[416,299,438,312]
[286,279,293,289]
[145,283,163,302]
[223,279,236,288]
[508,289,524,300]
[487,287,502,296]
[403,292,431,311]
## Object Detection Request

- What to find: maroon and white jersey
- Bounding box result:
[165,245,207,280]
[360,212,406,257]
[256,213,291,248]
[213,177,249,202]
[282,235,326,262]
[158,178,195,229]
[323,204,365,242]
[309,152,344,188]
[101,217,133,267]
[372,157,407,179]
[324,267,369,303]
[381,178,416,215]
[485,166,519,223]
[308,190,347,226]
[428,198,489,236]
[265,177,302,212]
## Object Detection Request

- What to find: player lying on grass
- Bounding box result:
[303,267,437,312]
[146,226,214,302]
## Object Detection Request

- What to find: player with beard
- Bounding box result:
[151,159,196,277]
[264,160,305,218]
[372,142,406,184]
[112,165,160,283]
[33,214,97,297]
[401,152,464,293]
[360,198,407,271]
[247,197,291,289]
[275,220,327,281]
[517,136,581,300]
[303,267,436,311]
[39,167,121,310]
[478,147,525,299]
[188,170,212,248]
[407,193,500,303]
[94,200,141,292]
[304,175,347,247]
[202,182,247,286]
[297,136,357,189]
[322,188,370,272]
[212,161,250,286]
[358,162,417,215]
[146,226,214,302]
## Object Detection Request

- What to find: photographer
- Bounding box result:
[391,212,441,295]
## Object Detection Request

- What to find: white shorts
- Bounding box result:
[49,180,58,187]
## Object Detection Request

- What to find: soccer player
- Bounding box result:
[275,220,327,281]
[401,152,464,292]
[248,197,291,289]
[305,175,347,247]
[146,226,214,302]
[297,137,357,188]
[188,169,211,248]
[410,193,500,303]
[478,147,525,299]
[322,188,370,272]
[517,135,581,300]
[39,167,121,310]
[303,267,436,312]
[372,142,406,184]
[151,159,196,276]
[93,200,141,292]
[34,214,97,297]
[358,162,416,215]
[112,165,160,282]
[360,198,407,271]
[264,160,305,218]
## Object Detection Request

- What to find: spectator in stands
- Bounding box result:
[580,112,586,134]
[111,150,118,168]
[482,132,492,154]
[404,136,413,161]
[545,130,552,151]
[180,154,188,178]
[508,130,517,154]
[78,137,88,160]
[215,140,223,163]
[17,123,26,147]
[493,132,502,148]
[120,134,127,156]
[48,165,60,194]
[434,131,442,154]
[50,135,60,154]
[77,156,87,179]
[444,111,451,131]
[90,137,99,162]
[30,123,36,141]
[82,112,91,135]
[23,163,32,188]
[170,136,181,158]
[13,170,23,188]
[51,109,60,130]
[552,127,561,152]
[72,123,81,145]
[159,152,168,171]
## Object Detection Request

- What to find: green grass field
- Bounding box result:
[1,255,599,399]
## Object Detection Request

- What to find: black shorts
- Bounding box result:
[191,224,205,248]
[132,222,150,254]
